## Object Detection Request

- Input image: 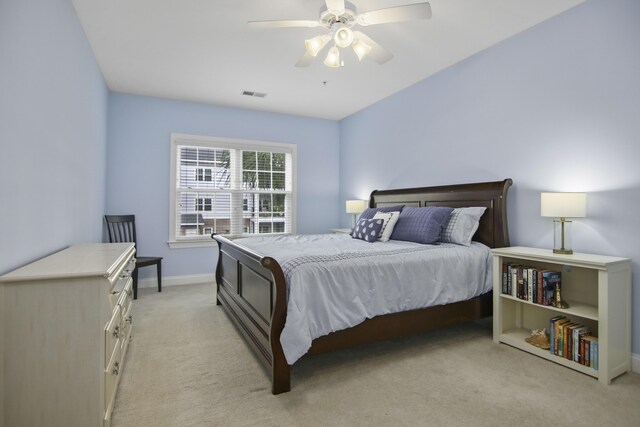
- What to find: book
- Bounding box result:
[542,270,561,306]
[583,336,599,370]
[502,263,509,294]
[563,322,578,359]
[536,269,543,304]
[516,266,524,300]
[527,267,533,303]
[511,265,518,297]
[555,318,571,356]
[574,326,590,363]
[549,315,566,354]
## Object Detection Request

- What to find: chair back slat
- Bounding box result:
[104,215,138,245]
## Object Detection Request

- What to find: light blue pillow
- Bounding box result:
[440,207,487,246]
[390,206,454,244]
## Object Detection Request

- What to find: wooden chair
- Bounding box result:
[104,215,162,299]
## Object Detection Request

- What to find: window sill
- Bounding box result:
[167,240,216,249]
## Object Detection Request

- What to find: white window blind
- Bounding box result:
[169,134,296,247]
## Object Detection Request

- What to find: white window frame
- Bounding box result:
[169,133,297,248]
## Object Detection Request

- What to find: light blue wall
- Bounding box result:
[106,93,340,277]
[0,0,108,275]
[340,0,640,353]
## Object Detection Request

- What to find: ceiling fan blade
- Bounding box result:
[248,20,321,29]
[352,31,393,64]
[295,52,315,67]
[357,2,432,26]
[325,0,346,14]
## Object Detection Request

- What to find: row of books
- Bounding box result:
[550,316,598,370]
[501,263,561,306]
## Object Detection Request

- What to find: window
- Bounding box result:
[196,197,212,211]
[196,168,212,182]
[169,134,296,248]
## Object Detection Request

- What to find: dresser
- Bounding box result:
[0,243,136,427]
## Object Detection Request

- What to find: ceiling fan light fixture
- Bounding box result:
[324,46,341,68]
[334,26,354,48]
[352,38,372,61]
[304,34,331,57]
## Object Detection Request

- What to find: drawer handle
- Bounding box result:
[112,325,120,339]
[112,361,120,376]
[125,315,133,324]
[127,289,132,297]
[120,273,130,279]
[110,290,120,296]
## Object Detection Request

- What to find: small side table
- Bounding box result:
[330,228,352,234]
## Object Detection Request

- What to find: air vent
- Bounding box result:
[242,90,267,98]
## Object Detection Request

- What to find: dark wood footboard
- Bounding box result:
[214,178,512,394]
[214,236,291,394]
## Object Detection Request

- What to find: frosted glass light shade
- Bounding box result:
[352,38,372,61]
[541,192,587,218]
[346,200,367,214]
[334,27,354,48]
[324,46,341,67]
[304,34,331,57]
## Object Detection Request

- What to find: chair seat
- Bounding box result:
[136,256,162,267]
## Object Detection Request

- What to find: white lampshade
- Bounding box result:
[304,34,331,57]
[352,38,372,61]
[334,26,354,48]
[541,192,587,218]
[324,46,341,68]
[346,200,367,214]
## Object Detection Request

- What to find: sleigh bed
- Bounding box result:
[213,179,512,394]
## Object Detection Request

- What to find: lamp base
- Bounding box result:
[553,248,574,255]
[553,219,573,255]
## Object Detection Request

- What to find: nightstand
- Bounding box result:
[491,246,631,384]
[330,228,352,234]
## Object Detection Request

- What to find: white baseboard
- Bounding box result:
[138,273,215,289]
[632,352,640,374]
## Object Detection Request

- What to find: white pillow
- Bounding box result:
[439,207,486,246]
[373,211,400,242]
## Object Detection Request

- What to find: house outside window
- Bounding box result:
[196,168,212,182]
[169,134,296,248]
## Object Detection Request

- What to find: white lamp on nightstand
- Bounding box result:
[346,200,367,228]
[541,192,587,255]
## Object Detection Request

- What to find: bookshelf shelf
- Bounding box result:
[499,294,598,321]
[500,327,597,377]
[491,246,631,384]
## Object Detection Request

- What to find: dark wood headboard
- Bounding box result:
[369,179,512,248]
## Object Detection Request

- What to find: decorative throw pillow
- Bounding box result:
[389,206,454,244]
[352,218,385,243]
[373,211,400,242]
[351,204,404,236]
[440,207,487,246]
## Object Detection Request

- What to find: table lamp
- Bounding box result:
[540,192,587,254]
[346,200,367,228]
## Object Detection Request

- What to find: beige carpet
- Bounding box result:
[112,284,640,427]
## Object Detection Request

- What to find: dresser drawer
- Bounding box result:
[110,276,133,309]
[105,305,122,367]
[104,340,123,426]
[109,256,135,307]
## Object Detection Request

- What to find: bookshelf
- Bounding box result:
[491,246,631,384]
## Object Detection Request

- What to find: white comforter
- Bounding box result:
[234,234,493,364]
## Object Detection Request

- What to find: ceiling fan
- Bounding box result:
[248,0,432,68]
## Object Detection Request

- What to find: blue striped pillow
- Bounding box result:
[390,206,454,244]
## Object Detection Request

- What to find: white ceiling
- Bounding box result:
[72,0,585,120]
